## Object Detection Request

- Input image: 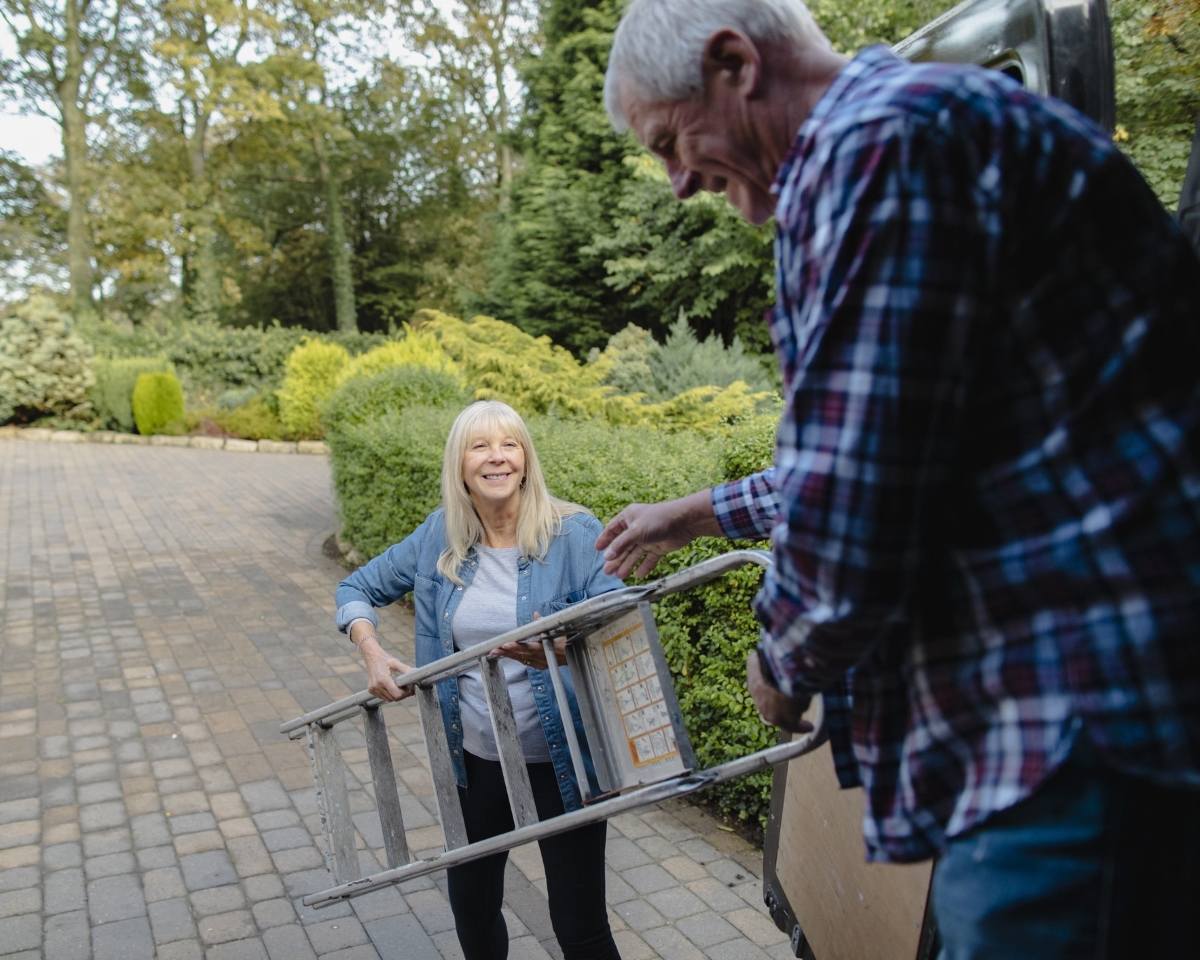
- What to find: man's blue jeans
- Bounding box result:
[932,738,1200,959]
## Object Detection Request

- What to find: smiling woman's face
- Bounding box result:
[461,431,526,508]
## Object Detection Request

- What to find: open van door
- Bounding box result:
[759,2,1116,958]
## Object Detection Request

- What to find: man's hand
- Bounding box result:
[596,490,725,579]
[747,651,813,733]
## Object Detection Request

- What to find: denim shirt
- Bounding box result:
[335,509,623,811]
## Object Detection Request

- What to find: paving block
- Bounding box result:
[180,849,238,891]
[87,873,146,923]
[91,915,154,960]
[42,909,90,960]
[148,896,197,944]
[262,923,318,960]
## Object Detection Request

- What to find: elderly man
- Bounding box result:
[596,0,1200,956]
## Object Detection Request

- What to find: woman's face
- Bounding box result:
[461,430,526,509]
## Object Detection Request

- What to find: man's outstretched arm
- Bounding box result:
[596,468,779,578]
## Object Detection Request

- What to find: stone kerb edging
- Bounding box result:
[0,424,328,455]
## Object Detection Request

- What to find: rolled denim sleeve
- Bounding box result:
[711,468,779,540]
[334,517,429,633]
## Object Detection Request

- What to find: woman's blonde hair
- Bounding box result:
[438,400,589,582]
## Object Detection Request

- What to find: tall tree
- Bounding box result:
[0,0,139,313]
[410,0,536,201]
[152,0,265,321]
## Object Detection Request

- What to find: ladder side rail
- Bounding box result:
[281,550,772,738]
[304,706,826,908]
[479,657,540,827]
[542,636,594,802]
[415,684,469,849]
[362,704,411,869]
[307,724,361,883]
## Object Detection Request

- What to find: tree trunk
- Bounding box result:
[186,106,220,323]
[313,131,357,333]
[60,0,92,314]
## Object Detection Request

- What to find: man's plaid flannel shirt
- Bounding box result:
[713,47,1200,863]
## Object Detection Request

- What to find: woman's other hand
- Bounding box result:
[492,612,566,669]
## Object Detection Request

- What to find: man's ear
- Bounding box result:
[701,29,763,98]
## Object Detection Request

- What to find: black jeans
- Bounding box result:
[446,751,621,960]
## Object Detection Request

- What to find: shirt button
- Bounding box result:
[444,612,449,618]
[451,697,457,703]
[453,750,459,755]
[537,686,543,691]
[452,724,458,730]
[457,586,462,591]
[520,595,526,600]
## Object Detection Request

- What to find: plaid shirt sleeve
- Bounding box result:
[757,111,986,698]
[710,468,778,540]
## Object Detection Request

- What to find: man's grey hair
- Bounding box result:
[603,0,830,133]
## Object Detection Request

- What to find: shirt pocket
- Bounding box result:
[540,589,585,618]
[413,574,441,638]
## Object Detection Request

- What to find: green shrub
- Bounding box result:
[328,404,460,558]
[322,365,467,433]
[132,372,185,435]
[219,398,285,440]
[531,417,722,522]
[276,339,350,438]
[80,318,386,394]
[218,385,258,410]
[0,295,95,424]
[92,356,173,431]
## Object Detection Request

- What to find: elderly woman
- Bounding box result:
[335,400,623,960]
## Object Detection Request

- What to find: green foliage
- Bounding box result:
[216,399,286,441]
[328,404,461,558]
[584,157,776,353]
[276,339,351,438]
[532,418,723,521]
[0,295,95,425]
[420,310,614,415]
[1112,0,1200,210]
[593,317,775,401]
[92,356,174,432]
[323,365,468,432]
[132,371,185,435]
[650,538,775,824]
[721,413,781,481]
[337,326,461,385]
[80,319,384,394]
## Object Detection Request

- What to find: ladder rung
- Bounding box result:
[416,684,469,849]
[307,724,360,883]
[480,657,539,828]
[362,704,410,869]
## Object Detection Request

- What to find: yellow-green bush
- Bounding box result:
[92,357,173,432]
[337,325,459,385]
[417,310,613,416]
[132,372,185,435]
[276,339,350,438]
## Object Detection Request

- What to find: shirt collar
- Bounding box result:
[771,44,904,199]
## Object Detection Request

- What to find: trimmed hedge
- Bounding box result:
[132,372,185,435]
[92,357,174,432]
[322,365,467,432]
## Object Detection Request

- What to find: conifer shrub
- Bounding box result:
[132,372,185,435]
[92,357,174,432]
[0,295,95,424]
[336,325,460,386]
[276,339,350,438]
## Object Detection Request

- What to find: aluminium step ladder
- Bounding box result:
[280,549,827,909]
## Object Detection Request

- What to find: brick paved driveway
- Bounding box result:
[0,438,792,960]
